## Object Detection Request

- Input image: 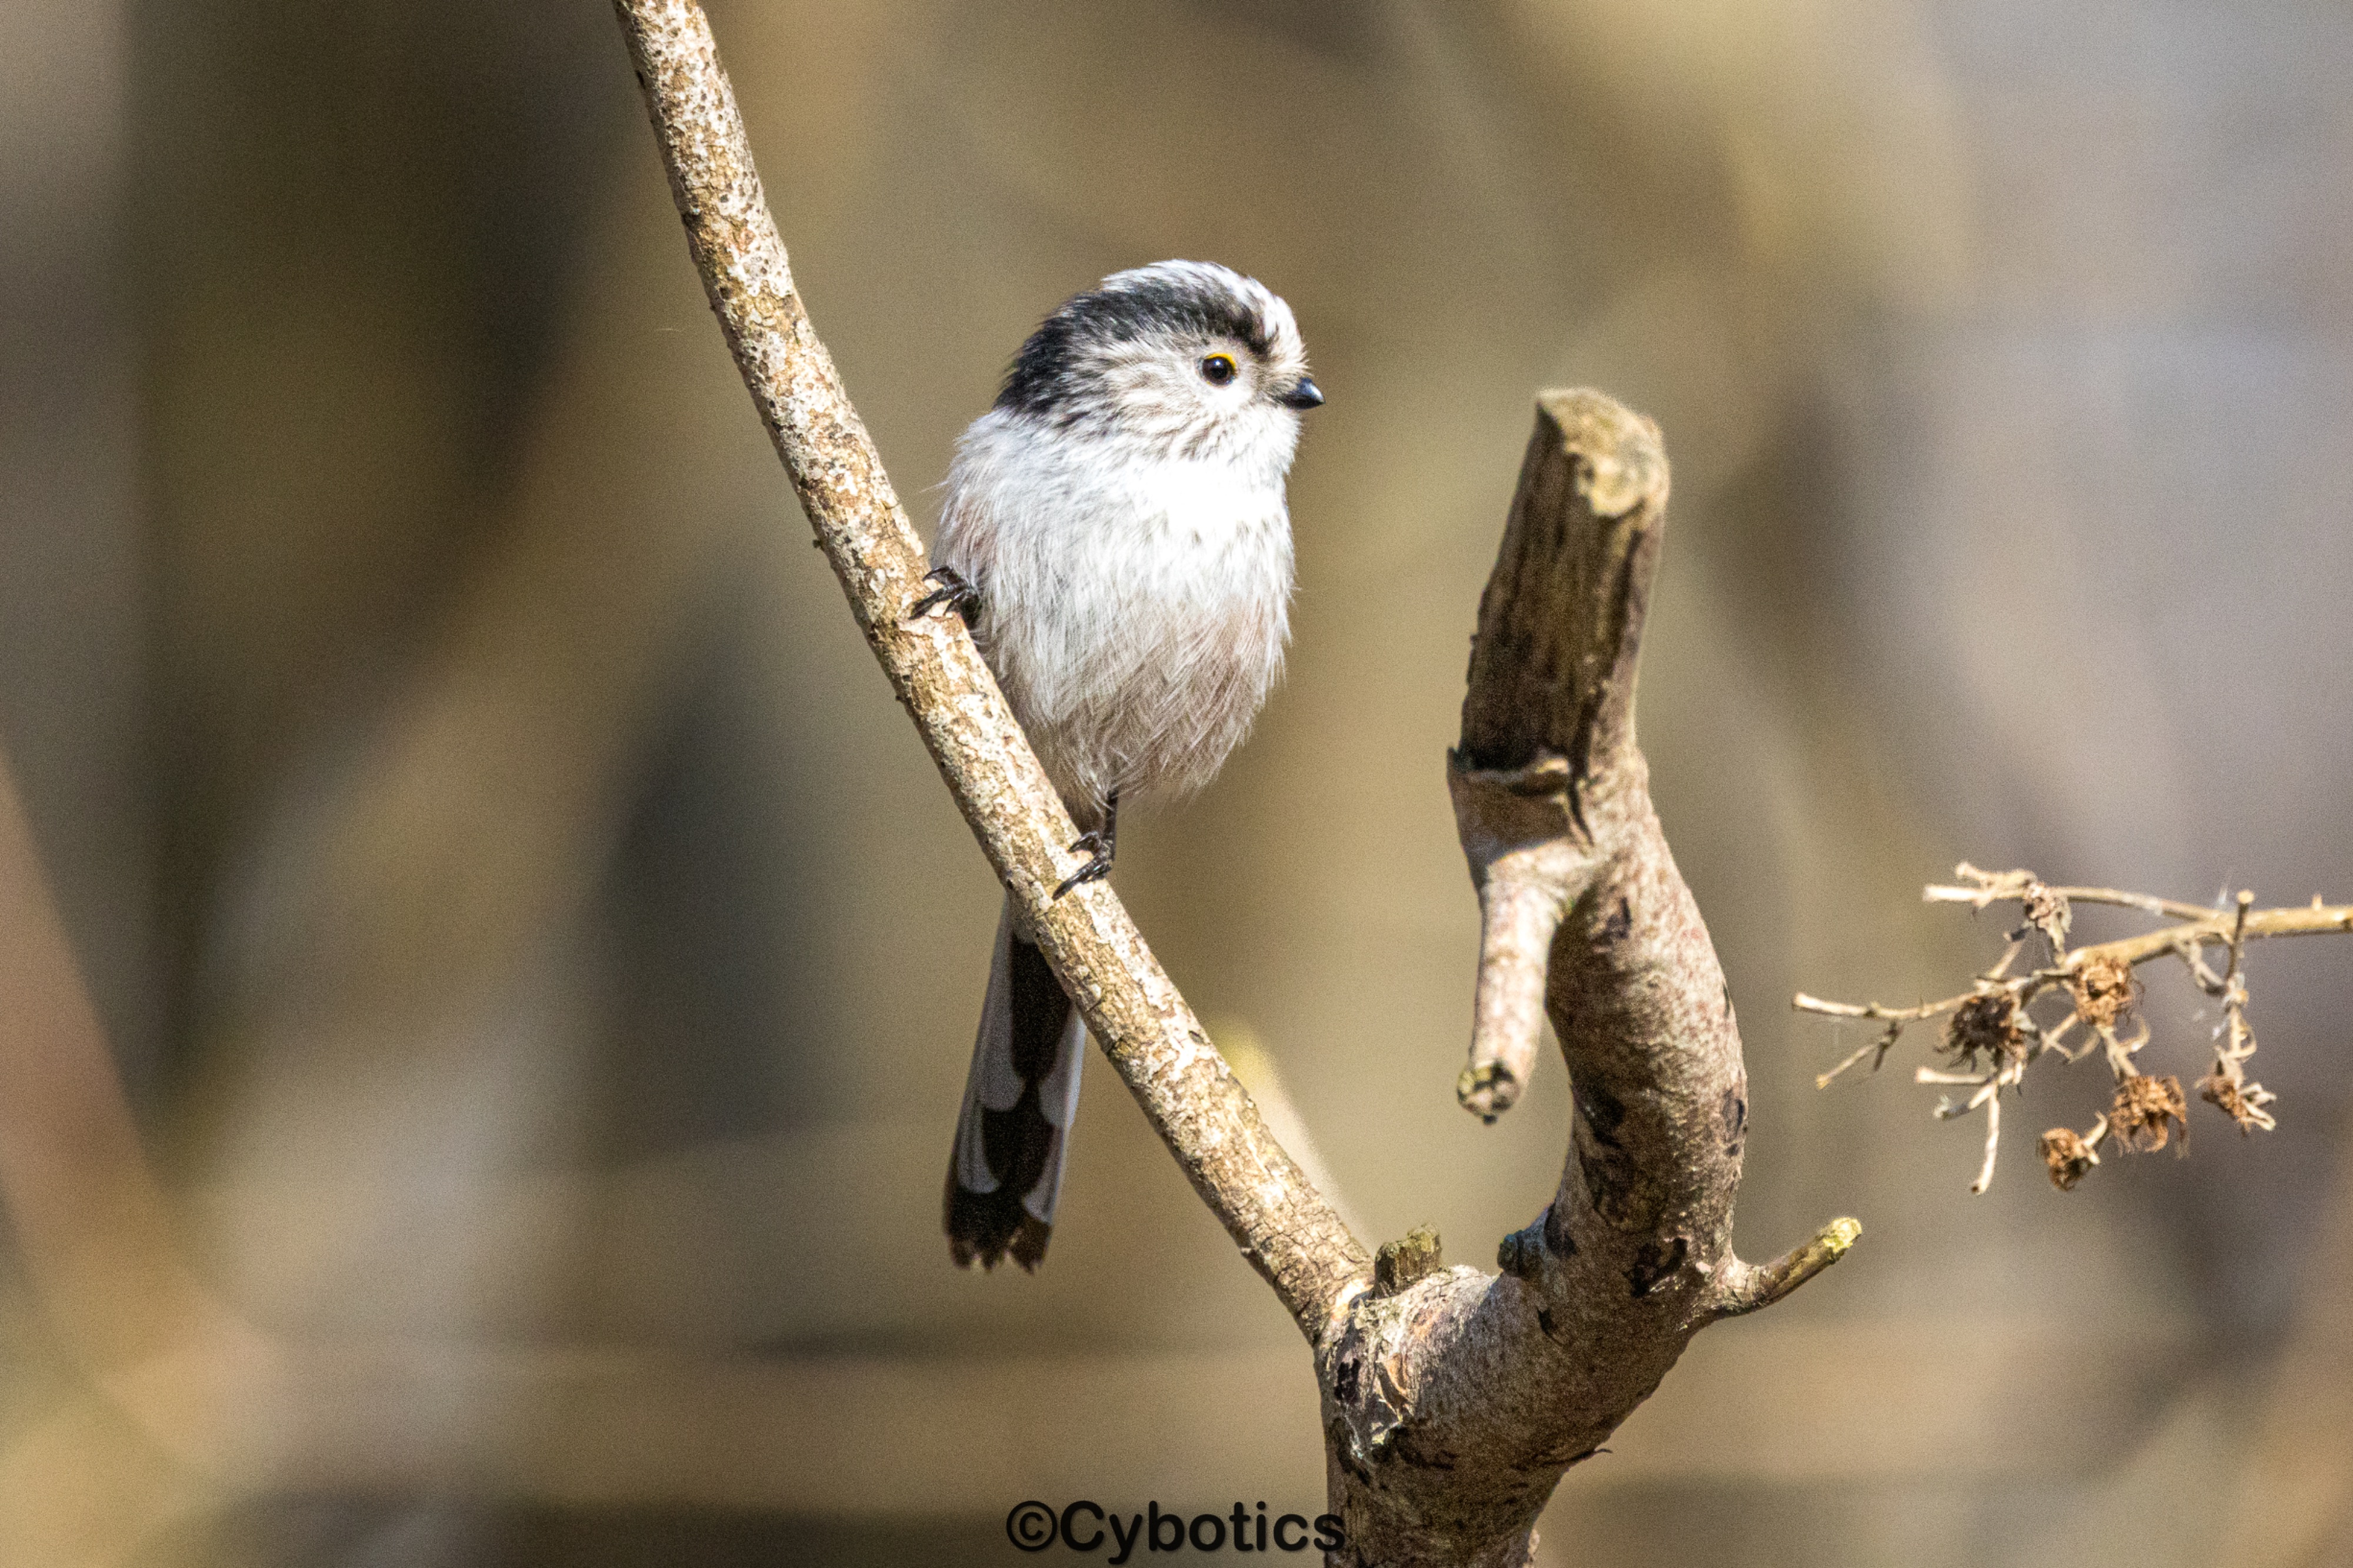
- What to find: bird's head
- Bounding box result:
[996,259,1321,471]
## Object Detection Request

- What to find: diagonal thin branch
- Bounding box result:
[612,0,1368,1337]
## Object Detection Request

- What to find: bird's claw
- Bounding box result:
[907,566,980,623]
[1054,831,1114,899]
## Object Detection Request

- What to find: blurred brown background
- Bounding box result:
[2,0,2350,1563]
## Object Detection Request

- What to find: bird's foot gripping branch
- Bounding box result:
[616,5,1852,1562]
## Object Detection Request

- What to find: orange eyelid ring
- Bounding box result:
[1199,353,1238,385]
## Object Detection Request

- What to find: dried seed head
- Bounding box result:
[2199,1072,2276,1135]
[2039,1127,2096,1190]
[1944,992,2027,1071]
[2112,1073,2188,1153]
[2069,955,2136,1031]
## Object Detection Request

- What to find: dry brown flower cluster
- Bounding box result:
[1942,992,2028,1072]
[1798,865,2348,1193]
[2068,953,2135,1030]
[2200,1072,2268,1132]
[2111,1073,2189,1153]
[2037,1127,2097,1190]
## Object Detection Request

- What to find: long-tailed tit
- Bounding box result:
[919,261,1322,1270]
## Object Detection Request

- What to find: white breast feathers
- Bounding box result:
[934,408,1295,819]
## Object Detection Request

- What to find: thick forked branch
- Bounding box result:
[1453,393,1662,1120]
[1318,395,1856,1567]
[611,0,1368,1336]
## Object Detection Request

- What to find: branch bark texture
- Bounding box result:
[615,10,1851,1563]
[612,0,1368,1337]
[1312,394,1853,1566]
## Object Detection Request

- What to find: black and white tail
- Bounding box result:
[944,896,1085,1269]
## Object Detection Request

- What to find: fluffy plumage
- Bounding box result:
[939,261,1314,815]
[938,261,1319,1269]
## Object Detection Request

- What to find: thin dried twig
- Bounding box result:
[1799,863,2348,1190]
[1925,862,2215,925]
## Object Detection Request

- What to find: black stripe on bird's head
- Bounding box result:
[995,261,1318,454]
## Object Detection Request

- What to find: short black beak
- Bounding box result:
[1277,375,1324,410]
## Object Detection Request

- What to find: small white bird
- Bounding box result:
[919,261,1322,1270]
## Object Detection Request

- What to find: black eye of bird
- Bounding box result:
[1199,353,1237,386]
